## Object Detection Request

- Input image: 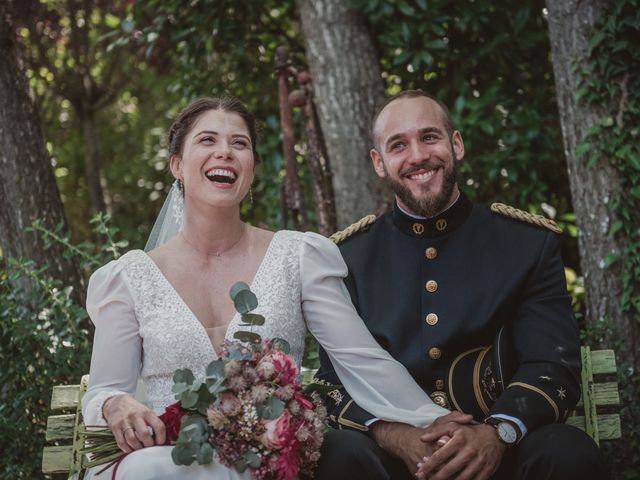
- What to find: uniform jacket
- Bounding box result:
[316,193,581,434]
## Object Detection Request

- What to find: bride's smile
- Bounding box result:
[172,108,255,208]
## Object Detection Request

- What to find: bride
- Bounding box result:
[82,96,456,479]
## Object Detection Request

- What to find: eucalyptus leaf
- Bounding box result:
[180,414,206,431]
[272,337,290,354]
[235,457,249,472]
[171,382,191,395]
[180,390,200,409]
[257,396,285,420]
[229,281,251,300]
[226,342,255,360]
[206,360,225,379]
[197,442,215,464]
[240,313,265,326]
[195,384,215,411]
[171,444,197,466]
[245,450,262,468]
[234,330,262,344]
[233,289,258,314]
[173,368,195,386]
[206,376,227,395]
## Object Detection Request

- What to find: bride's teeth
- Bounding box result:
[206,169,237,179]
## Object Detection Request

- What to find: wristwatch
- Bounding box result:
[483,417,521,446]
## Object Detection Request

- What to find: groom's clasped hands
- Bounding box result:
[371,411,476,479]
[372,410,505,480]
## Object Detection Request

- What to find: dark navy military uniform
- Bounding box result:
[314,193,608,480]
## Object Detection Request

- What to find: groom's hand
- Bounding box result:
[370,412,472,475]
[371,421,433,475]
[417,423,506,480]
[104,394,167,452]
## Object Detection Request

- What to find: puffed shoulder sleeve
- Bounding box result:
[81,259,142,426]
[299,232,448,428]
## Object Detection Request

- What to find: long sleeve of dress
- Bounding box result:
[299,232,449,428]
[82,260,142,426]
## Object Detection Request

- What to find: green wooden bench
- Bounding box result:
[565,347,621,445]
[42,375,89,479]
[42,349,622,477]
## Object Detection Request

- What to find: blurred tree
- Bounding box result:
[19,1,184,248]
[0,0,85,303]
[20,0,140,215]
[296,0,389,227]
[546,9,640,474]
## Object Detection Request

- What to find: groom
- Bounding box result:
[314,90,608,479]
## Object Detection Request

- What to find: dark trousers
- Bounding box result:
[313,424,610,480]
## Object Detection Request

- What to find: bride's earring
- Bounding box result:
[249,186,254,207]
[172,179,185,230]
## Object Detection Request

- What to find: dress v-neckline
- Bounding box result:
[138,231,280,358]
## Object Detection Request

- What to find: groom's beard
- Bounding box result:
[381,156,459,218]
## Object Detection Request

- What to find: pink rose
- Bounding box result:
[260,410,291,450]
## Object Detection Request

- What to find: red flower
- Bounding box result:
[159,401,186,444]
[269,351,298,386]
[293,391,313,410]
[275,441,301,480]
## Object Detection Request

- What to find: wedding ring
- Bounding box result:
[123,426,134,434]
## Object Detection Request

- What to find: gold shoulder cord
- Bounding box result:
[329,214,377,244]
[490,203,562,234]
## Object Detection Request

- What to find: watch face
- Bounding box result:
[496,422,518,444]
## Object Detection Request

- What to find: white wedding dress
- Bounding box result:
[82,231,448,479]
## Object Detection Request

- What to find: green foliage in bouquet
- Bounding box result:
[169,281,290,467]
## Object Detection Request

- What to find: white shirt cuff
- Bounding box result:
[364,417,381,427]
[490,414,528,438]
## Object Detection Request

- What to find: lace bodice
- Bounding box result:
[82,231,448,428]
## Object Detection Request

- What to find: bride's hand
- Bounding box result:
[103,394,167,452]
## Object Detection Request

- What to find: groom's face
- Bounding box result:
[370,97,464,217]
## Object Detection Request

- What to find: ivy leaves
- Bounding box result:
[576,0,640,317]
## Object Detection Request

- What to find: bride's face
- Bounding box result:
[172,108,255,209]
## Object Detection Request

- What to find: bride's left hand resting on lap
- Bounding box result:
[103,394,167,453]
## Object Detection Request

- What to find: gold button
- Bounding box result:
[412,223,425,235]
[425,247,437,260]
[426,280,438,293]
[428,347,442,360]
[425,313,439,326]
[435,379,445,391]
[435,219,447,231]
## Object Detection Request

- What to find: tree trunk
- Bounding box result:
[296,0,389,228]
[78,104,107,214]
[546,1,638,371]
[0,10,85,304]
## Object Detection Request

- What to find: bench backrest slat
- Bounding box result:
[51,385,81,411]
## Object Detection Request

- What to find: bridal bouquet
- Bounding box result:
[168,282,329,479]
[82,282,332,480]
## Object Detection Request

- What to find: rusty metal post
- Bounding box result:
[275,46,308,231]
[292,71,337,236]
